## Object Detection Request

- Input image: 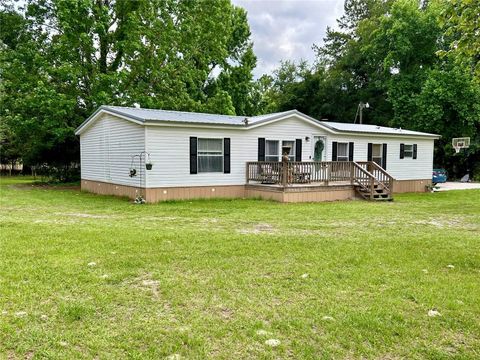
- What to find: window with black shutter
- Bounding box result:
[348,142,354,161]
[367,143,373,161]
[295,139,302,161]
[382,143,387,169]
[332,141,338,161]
[223,138,230,173]
[258,138,266,161]
[190,137,198,174]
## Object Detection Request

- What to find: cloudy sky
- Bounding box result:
[232,0,345,77]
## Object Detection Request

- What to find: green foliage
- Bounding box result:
[260,0,480,179]
[0,0,258,174]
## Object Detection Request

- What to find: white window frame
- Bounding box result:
[197,138,224,173]
[265,140,279,162]
[337,142,349,161]
[404,144,414,158]
[265,139,297,162]
[372,144,383,166]
[281,140,296,162]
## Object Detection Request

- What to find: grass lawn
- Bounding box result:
[1,176,479,359]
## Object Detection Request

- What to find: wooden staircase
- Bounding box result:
[352,162,394,201]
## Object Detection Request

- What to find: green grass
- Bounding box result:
[1,176,479,359]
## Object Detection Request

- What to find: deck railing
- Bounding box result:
[246,160,395,198]
[356,161,394,193]
[246,161,354,186]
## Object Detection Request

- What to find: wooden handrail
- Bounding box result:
[352,162,376,198]
[245,161,353,186]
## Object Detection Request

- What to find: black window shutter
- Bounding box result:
[367,143,373,161]
[258,138,265,161]
[295,139,302,161]
[400,143,405,159]
[382,143,387,169]
[413,144,417,159]
[332,141,338,161]
[348,142,354,161]
[223,138,230,173]
[189,137,197,174]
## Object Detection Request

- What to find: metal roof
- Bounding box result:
[319,121,439,137]
[75,106,440,138]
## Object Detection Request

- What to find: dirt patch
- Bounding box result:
[237,223,276,235]
[57,212,116,219]
[126,273,161,298]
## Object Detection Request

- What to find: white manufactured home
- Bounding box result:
[75,106,440,202]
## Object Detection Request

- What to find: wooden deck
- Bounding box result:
[246,161,395,201]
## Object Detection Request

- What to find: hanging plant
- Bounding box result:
[145,163,153,170]
[129,168,137,177]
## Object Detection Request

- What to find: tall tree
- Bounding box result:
[0,0,257,177]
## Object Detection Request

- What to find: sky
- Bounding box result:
[232,0,345,77]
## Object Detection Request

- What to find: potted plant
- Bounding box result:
[145,162,153,170]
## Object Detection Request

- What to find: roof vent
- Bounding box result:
[321,118,328,121]
[243,118,249,125]
[133,103,141,109]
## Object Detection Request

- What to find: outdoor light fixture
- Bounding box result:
[305,136,310,142]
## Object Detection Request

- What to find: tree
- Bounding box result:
[442,0,480,82]
[0,0,257,179]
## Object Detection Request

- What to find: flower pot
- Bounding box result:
[145,163,153,170]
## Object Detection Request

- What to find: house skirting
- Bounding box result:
[393,179,431,193]
[80,178,431,203]
[245,184,356,202]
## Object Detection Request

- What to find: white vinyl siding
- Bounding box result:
[80,114,145,186]
[326,136,434,180]
[80,113,435,188]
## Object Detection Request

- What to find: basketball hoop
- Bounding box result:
[452,137,470,154]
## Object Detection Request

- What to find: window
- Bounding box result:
[404,144,413,158]
[198,138,223,172]
[337,142,349,161]
[265,140,279,162]
[282,140,295,161]
[372,144,383,166]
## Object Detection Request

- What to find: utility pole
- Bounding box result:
[354,102,370,124]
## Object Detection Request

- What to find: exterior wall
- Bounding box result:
[393,179,432,193]
[80,114,145,187]
[145,117,329,188]
[80,113,435,191]
[325,135,435,180]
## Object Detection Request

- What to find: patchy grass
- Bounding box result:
[1,176,479,359]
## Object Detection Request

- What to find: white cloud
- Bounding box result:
[232,0,345,77]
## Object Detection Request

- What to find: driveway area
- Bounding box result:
[436,182,480,191]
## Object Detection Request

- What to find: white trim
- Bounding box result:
[75,110,144,135]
